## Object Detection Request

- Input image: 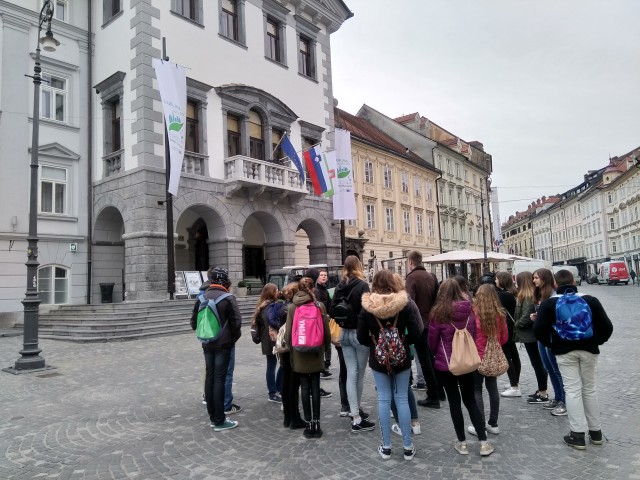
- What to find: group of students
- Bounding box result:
[190,254,613,458]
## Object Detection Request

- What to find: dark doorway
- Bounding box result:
[191,217,209,271]
[244,246,265,281]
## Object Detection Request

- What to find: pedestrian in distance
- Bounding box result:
[404,250,444,409]
[329,255,375,433]
[533,268,567,416]
[630,269,637,285]
[190,267,242,431]
[284,277,331,439]
[358,270,423,461]
[252,283,283,403]
[468,284,509,437]
[514,271,550,404]
[427,278,495,457]
[534,269,613,449]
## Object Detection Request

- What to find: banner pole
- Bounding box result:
[162,37,175,300]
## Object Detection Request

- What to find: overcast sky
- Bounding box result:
[330,0,640,223]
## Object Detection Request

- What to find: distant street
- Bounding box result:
[0,283,638,479]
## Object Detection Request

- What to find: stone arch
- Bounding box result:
[92,205,126,304]
[240,208,287,282]
[291,207,337,266]
[175,203,227,272]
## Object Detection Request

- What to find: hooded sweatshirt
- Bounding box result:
[427,300,477,372]
[285,291,330,374]
[329,276,370,329]
[357,291,424,374]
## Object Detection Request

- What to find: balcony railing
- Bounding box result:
[103,149,123,177]
[224,155,309,202]
[182,151,207,175]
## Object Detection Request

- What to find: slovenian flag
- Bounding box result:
[303,147,333,196]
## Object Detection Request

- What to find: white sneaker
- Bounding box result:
[391,423,402,436]
[501,387,522,397]
[486,424,500,435]
[454,440,469,455]
[412,422,421,435]
[467,425,477,436]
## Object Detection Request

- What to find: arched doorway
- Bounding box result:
[295,218,330,265]
[175,205,225,272]
[93,206,125,303]
[242,215,267,282]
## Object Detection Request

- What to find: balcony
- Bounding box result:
[103,149,123,177]
[224,155,309,204]
[182,151,207,175]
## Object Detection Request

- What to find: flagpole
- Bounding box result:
[271,133,286,160]
[162,37,175,300]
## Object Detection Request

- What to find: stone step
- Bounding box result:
[39,321,192,337]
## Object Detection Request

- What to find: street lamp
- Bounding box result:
[4,1,59,374]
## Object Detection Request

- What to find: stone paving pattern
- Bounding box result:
[1,284,639,479]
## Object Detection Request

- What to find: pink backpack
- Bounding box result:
[291,302,325,353]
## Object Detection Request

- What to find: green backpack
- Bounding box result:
[196,292,233,344]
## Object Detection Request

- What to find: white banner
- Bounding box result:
[332,128,356,220]
[152,59,186,196]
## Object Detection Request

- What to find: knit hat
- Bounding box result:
[209,267,229,284]
[305,268,320,284]
[479,272,496,285]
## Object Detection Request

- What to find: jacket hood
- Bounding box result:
[336,276,363,295]
[361,291,409,319]
[292,291,314,306]
[453,300,473,320]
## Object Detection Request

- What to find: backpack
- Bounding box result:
[442,315,481,376]
[478,336,509,377]
[291,302,325,353]
[371,314,406,373]
[553,289,593,341]
[195,292,233,344]
[266,301,284,329]
[273,324,288,354]
[333,288,357,328]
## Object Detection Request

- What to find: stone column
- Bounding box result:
[122,231,168,301]
[265,241,295,273]
[208,236,244,286]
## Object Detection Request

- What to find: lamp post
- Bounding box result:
[4,1,59,374]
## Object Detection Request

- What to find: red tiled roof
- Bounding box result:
[394,113,419,124]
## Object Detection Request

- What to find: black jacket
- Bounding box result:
[314,282,331,314]
[190,285,242,349]
[496,287,517,342]
[329,276,370,329]
[534,284,613,355]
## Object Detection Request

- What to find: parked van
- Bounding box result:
[552,265,582,286]
[598,261,629,285]
[266,264,342,291]
[512,260,552,283]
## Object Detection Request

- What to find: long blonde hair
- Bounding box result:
[252,283,278,325]
[473,284,504,337]
[342,255,365,282]
[516,272,535,304]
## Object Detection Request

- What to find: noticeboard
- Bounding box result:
[184,271,204,297]
[174,271,188,298]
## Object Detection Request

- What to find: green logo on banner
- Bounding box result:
[169,113,184,132]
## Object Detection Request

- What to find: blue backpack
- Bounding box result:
[266,301,284,330]
[553,289,593,341]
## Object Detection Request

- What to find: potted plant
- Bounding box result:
[236,280,248,297]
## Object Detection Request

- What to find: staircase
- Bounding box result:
[13,296,258,343]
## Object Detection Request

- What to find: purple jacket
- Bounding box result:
[427,300,477,372]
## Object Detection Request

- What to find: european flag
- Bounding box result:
[281,134,305,184]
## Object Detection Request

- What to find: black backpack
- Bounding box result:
[333,288,357,328]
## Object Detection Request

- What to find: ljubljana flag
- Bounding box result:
[303,147,333,196]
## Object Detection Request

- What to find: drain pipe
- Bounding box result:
[85,0,93,304]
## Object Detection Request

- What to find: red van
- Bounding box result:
[598,261,629,285]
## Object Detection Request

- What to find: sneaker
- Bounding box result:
[467,425,477,436]
[527,393,550,404]
[412,422,422,435]
[224,404,242,415]
[349,409,370,421]
[340,407,351,417]
[268,393,282,403]
[527,390,540,399]
[543,399,559,410]
[320,370,333,379]
[202,394,207,405]
[319,388,332,398]
[403,445,416,461]
[589,430,606,445]
[351,418,376,433]
[563,431,587,450]
[417,398,441,409]
[410,382,426,391]
[391,423,402,436]
[501,387,522,397]
[479,441,495,456]
[454,440,469,455]
[551,401,568,416]
[486,423,500,435]
[213,420,238,431]
[378,445,391,460]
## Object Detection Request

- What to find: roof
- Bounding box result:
[335,108,435,170]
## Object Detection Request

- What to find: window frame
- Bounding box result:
[41,72,67,123]
[38,265,69,305]
[39,164,68,215]
[172,0,203,25]
[416,212,424,236]
[403,210,411,234]
[364,160,374,184]
[385,206,395,231]
[262,0,289,67]
[103,0,122,25]
[366,203,376,229]
[54,0,69,22]
[383,165,393,189]
[401,171,409,194]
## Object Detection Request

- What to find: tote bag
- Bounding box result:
[442,316,481,376]
[478,336,509,377]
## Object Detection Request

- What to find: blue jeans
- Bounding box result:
[412,346,425,385]
[266,354,283,395]
[391,379,418,420]
[340,328,370,417]
[538,342,565,403]
[203,347,231,426]
[224,346,235,411]
[372,368,412,449]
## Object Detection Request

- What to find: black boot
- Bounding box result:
[303,420,314,439]
[563,431,586,450]
[589,430,604,445]
[283,415,291,428]
[313,420,323,438]
[289,415,307,430]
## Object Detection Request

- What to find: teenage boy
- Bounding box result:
[534,269,613,449]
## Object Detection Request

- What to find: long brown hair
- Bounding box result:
[371,270,404,294]
[430,278,466,324]
[533,268,554,302]
[516,272,535,304]
[342,255,365,282]
[252,283,278,325]
[473,284,504,337]
[281,282,299,302]
[496,271,516,295]
[298,277,316,302]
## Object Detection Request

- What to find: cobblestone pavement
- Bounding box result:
[0,284,638,480]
